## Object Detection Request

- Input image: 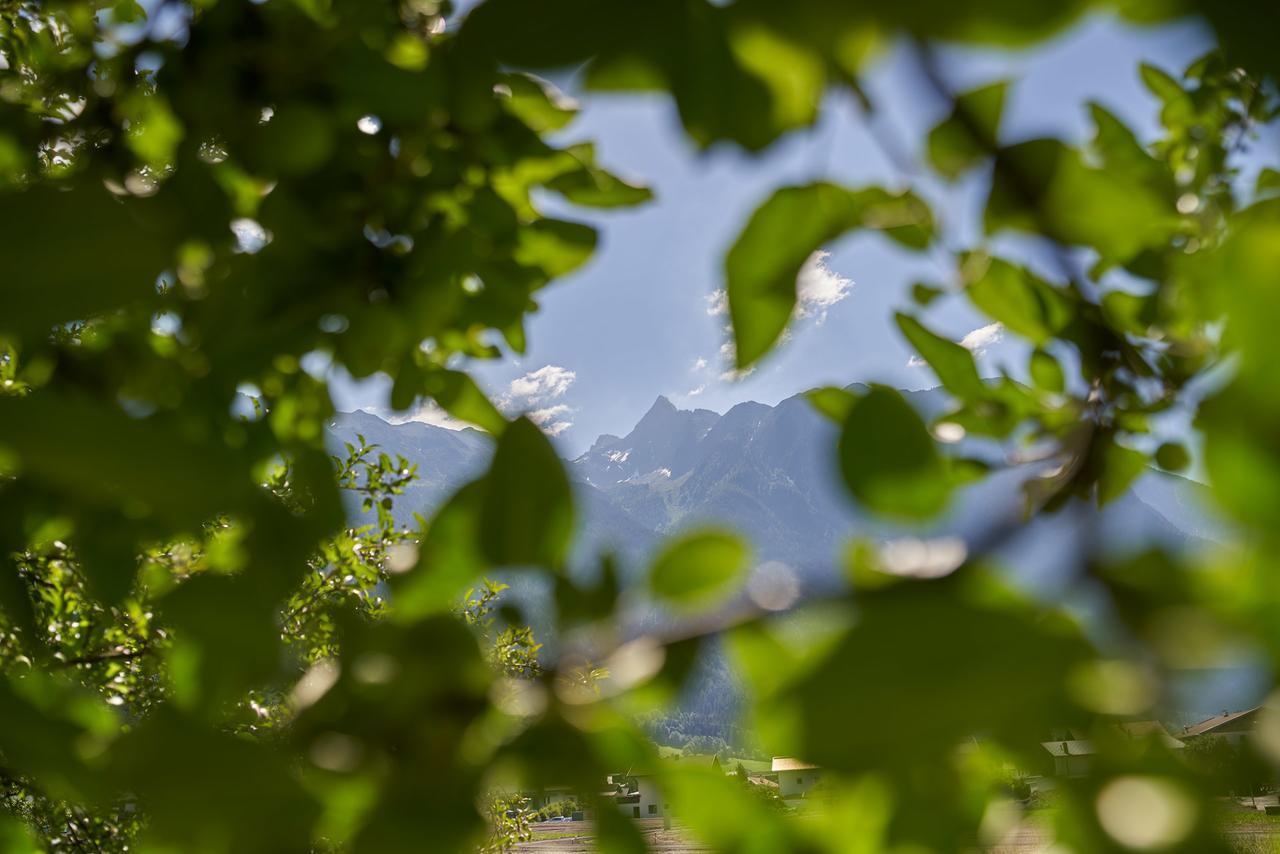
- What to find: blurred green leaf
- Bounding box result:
[927,80,1007,179]
[788,576,1091,772]
[648,528,749,608]
[961,254,1074,344]
[1098,439,1148,505]
[727,184,932,367]
[986,138,1174,262]
[1029,348,1066,393]
[896,313,987,400]
[501,72,579,132]
[837,385,950,518]
[807,385,857,423]
[480,417,574,568]
[1156,441,1191,472]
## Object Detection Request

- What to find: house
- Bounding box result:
[1040,720,1186,777]
[1040,740,1097,777]
[771,757,822,799]
[1182,708,1261,745]
[613,755,722,818]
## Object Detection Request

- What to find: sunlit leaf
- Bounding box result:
[648,528,749,608]
[837,385,950,518]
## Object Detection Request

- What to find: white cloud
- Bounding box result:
[527,404,571,426]
[908,322,1005,367]
[691,357,708,372]
[795,251,853,320]
[686,384,707,397]
[507,364,575,403]
[499,365,576,436]
[705,289,728,316]
[958,322,1004,354]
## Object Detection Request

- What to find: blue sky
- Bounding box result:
[334,13,1221,456]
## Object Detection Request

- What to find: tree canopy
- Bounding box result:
[1,0,1279,851]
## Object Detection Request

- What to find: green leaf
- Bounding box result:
[727,23,824,132]
[122,93,184,169]
[0,180,179,341]
[1155,441,1191,473]
[1089,103,1174,201]
[985,138,1174,262]
[895,313,986,400]
[480,417,574,568]
[424,369,508,434]
[1139,62,1185,104]
[837,385,951,518]
[1098,440,1148,505]
[1101,289,1156,335]
[911,282,945,306]
[501,72,579,132]
[393,482,486,620]
[1257,168,1280,194]
[251,103,335,176]
[807,385,857,423]
[927,80,1007,179]
[787,576,1090,772]
[961,254,1074,345]
[515,218,598,278]
[727,184,932,367]
[1029,349,1065,393]
[648,528,749,608]
[545,144,653,208]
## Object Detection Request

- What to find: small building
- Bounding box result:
[1040,740,1096,777]
[1040,720,1186,777]
[613,755,722,818]
[1182,708,1261,745]
[771,757,821,800]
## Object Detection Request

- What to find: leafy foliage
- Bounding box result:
[0,0,1278,852]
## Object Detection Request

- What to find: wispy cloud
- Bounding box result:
[500,365,577,436]
[908,322,1004,367]
[507,365,576,403]
[705,290,728,316]
[528,404,571,425]
[958,322,1004,354]
[686,384,706,397]
[795,251,853,321]
[691,357,708,372]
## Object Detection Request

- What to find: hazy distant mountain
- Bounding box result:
[329,388,1222,593]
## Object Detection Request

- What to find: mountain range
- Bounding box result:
[330,387,1220,593]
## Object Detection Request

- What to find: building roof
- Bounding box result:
[1041,740,1096,757]
[1183,708,1260,738]
[772,757,819,772]
[746,774,779,789]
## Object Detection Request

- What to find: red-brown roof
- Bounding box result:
[771,757,818,772]
[1183,708,1260,738]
